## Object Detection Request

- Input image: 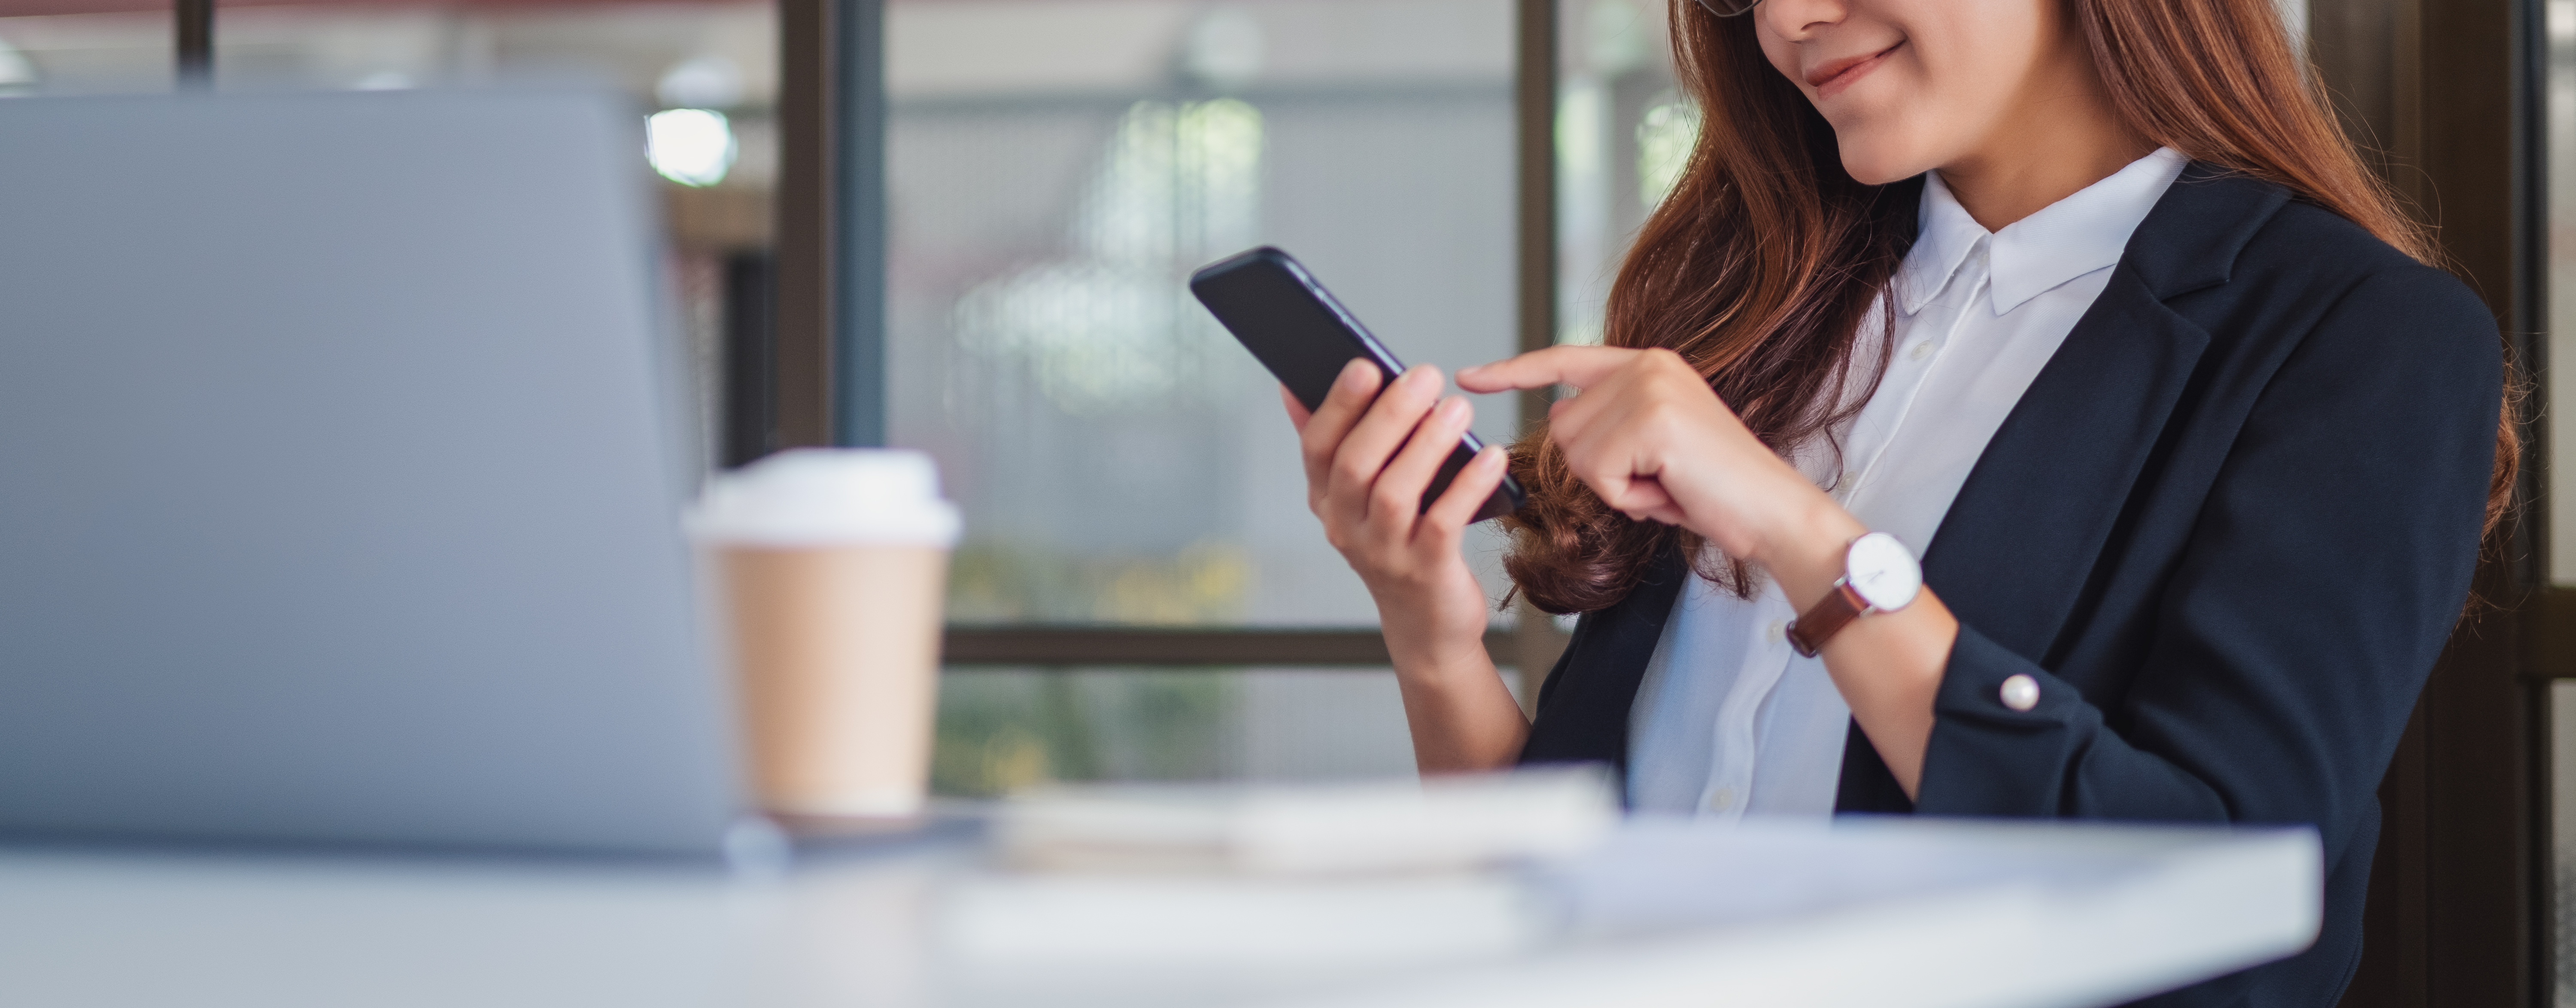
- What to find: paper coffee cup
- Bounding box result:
[691,449,962,818]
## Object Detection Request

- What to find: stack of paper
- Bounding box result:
[937,768,1617,963]
[989,766,1618,874]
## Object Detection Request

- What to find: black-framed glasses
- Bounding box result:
[1693,0,1763,15]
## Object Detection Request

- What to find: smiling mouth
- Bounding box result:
[1807,42,1901,97]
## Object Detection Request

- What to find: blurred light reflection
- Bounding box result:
[647,107,737,187]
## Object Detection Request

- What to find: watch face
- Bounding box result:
[1845,532,1921,612]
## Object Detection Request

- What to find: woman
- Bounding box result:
[1284,0,2510,1003]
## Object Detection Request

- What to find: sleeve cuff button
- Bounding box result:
[2000,674,2040,712]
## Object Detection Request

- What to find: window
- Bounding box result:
[886,0,1522,630]
[879,0,1535,794]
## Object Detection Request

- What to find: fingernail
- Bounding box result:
[1406,365,1440,388]
[1438,396,1469,422]
[1481,445,1507,465]
[1338,360,1373,387]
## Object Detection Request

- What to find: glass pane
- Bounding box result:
[887,0,1523,627]
[931,667,1530,795]
[0,1,780,471]
[1555,0,1679,349]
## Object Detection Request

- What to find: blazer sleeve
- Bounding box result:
[1912,268,2502,834]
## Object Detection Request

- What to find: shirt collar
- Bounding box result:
[1895,146,2189,317]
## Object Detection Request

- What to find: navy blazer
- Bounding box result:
[1518,165,2502,1007]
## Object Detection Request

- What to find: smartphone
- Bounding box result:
[1190,247,1526,523]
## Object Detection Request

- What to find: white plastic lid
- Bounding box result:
[688,448,963,547]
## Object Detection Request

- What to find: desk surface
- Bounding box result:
[0,817,2317,1008]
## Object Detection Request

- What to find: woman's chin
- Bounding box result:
[1833,136,1937,187]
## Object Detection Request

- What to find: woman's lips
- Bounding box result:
[1807,43,1900,99]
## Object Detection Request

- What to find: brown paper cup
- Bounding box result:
[716,543,947,817]
[692,449,960,820]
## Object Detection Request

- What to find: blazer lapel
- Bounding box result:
[1916,277,2209,659]
[1917,167,2287,664]
[1840,168,2289,812]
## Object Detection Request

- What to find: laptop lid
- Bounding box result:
[0,89,748,855]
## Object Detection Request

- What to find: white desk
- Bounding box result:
[0,817,2316,1008]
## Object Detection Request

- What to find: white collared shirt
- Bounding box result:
[1624,147,2190,818]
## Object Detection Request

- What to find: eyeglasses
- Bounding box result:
[1692,0,1764,15]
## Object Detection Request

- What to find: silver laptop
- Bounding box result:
[0,89,758,856]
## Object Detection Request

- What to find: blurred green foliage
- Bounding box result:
[931,669,1240,798]
[947,539,1251,625]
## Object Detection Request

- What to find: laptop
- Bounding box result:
[0,89,783,858]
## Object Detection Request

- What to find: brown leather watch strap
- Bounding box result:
[1785,581,1868,658]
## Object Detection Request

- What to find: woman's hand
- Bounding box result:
[1288,359,1510,667]
[1286,358,1526,771]
[1462,344,1955,795]
[1457,346,1861,589]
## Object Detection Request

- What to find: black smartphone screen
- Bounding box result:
[1189,247,1526,523]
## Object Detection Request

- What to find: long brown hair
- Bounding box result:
[1502,0,2517,615]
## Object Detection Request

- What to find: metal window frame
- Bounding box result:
[939,626,1526,669]
[175,0,211,85]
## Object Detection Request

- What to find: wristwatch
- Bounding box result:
[1784,532,1921,658]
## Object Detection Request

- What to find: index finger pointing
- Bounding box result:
[1455,345,1640,394]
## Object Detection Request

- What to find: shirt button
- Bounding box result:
[2000,674,2041,712]
[1908,340,1935,361]
[1706,788,1736,812]
[1764,619,1787,646]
